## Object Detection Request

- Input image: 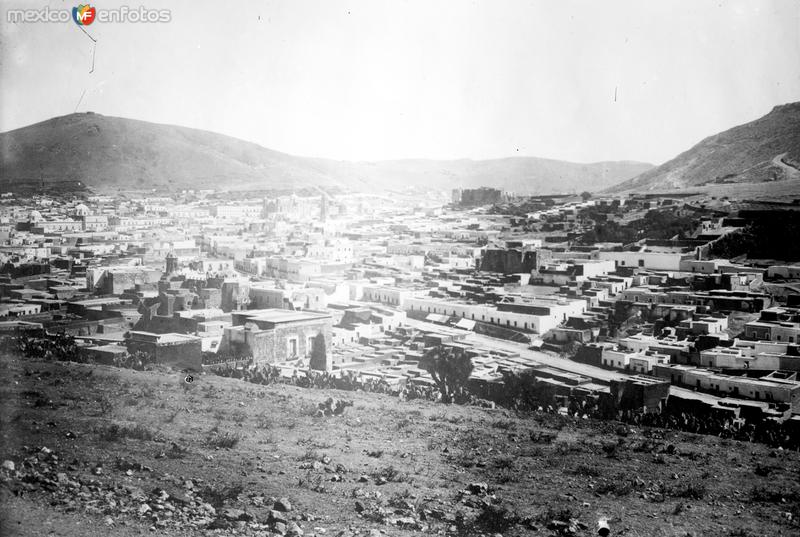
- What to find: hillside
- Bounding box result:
[609,102,800,193]
[1,354,798,537]
[0,113,652,194]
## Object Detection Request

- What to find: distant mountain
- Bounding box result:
[0,113,651,194]
[608,102,800,193]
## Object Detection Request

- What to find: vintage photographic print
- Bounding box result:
[0,1,799,536]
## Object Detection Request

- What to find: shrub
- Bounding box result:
[207,429,242,449]
[373,465,408,483]
[571,463,602,477]
[199,483,244,508]
[491,419,516,430]
[98,422,159,442]
[749,484,798,504]
[669,481,707,500]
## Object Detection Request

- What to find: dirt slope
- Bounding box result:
[0,355,798,537]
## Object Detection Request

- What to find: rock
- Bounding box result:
[389,516,417,527]
[274,498,293,512]
[2,460,15,472]
[221,508,251,521]
[286,522,304,536]
[274,521,288,535]
[104,517,114,526]
[269,510,290,524]
[138,504,152,515]
[358,475,369,483]
[201,502,216,516]
[467,482,489,495]
[169,491,191,505]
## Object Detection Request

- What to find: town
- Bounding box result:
[2,186,799,447]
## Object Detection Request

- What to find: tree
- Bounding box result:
[309,332,329,371]
[580,191,592,202]
[421,345,473,404]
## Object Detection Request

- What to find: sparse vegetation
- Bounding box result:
[2,353,799,536]
[97,422,160,442]
[206,427,242,449]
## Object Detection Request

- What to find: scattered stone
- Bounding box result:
[274,498,293,512]
[2,460,15,472]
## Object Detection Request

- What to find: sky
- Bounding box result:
[1,0,799,165]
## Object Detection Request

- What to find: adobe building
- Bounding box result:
[219,309,333,370]
[126,331,202,371]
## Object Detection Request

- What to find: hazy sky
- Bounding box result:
[1,0,799,164]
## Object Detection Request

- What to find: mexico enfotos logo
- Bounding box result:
[6,4,171,24]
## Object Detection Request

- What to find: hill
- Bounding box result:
[609,102,800,193]
[0,113,652,194]
[1,353,798,537]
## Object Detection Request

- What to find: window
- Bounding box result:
[288,338,297,357]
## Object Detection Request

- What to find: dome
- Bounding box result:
[28,210,43,222]
[73,203,90,216]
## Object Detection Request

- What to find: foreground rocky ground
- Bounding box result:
[0,354,798,537]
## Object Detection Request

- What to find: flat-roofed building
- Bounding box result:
[221,309,333,370]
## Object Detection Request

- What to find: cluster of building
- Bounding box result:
[1,187,799,425]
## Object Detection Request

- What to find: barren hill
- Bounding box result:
[609,102,800,193]
[1,354,798,536]
[0,113,651,194]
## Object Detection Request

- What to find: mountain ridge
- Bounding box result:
[0,112,652,194]
[607,101,800,193]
